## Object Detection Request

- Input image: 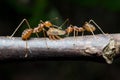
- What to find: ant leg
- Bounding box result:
[58,18,69,29]
[59,19,69,29]
[52,25,61,29]
[55,35,61,39]
[25,40,28,57]
[66,32,70,37]
[48,35,52,40]
[35,33,40,38]
[73,27,76,38]
[51,35,56,40]
[49,35,53,40]
[73,27,77,46]
[10,19,33,57]
[82,31,84,37]
[10,19,31,38]
[76,31,78,36]
[52,18,69,29]
[89,19,106,36]
[48,35,56,40]
[42,28,49,49]
[24,40,32,57]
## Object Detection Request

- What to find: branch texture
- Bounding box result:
[0,34,120,64]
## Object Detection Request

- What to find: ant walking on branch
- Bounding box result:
[65,19,106,38]
[9,18,68,57]
[10,18,68,40]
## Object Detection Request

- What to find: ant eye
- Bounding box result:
[45,21,52,27]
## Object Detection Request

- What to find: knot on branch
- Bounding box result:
[103,39,116,64]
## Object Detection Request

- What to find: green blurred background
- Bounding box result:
[0,0,120,80]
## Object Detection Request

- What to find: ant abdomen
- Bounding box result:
[22,28,33,40]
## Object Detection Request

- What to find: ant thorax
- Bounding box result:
[33,23,44,33]
[78,27,85,32]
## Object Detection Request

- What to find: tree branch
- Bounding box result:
[0,33,120,64]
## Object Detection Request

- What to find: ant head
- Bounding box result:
[68,25,74,28]
[65,25,74,33]
[44,21,53,27]
[67,25,74,30]
[83,22,96,32]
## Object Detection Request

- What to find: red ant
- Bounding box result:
[9,18,67,57]
[65,19,106,38]
[10,18,67,40]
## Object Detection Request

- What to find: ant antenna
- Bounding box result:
[52,18,69,29]
[40,17,59,23]
[89,19,106,36]
[40,20,44,23]
[10,19,31,38]
[59,18,69,29]
[49,17,59,21]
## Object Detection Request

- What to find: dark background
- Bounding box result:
[0,0,120,80]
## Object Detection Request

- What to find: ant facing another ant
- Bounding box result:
[65,19,106,39]
[10,18,105,41]
[9,18,66,57]
[9,18,106,57]
[10,18,66,40]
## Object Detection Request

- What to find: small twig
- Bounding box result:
[0,33,120,64]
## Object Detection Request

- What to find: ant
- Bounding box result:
[65,19,106,38]
[9,18,67,57]
[10,18,66,40]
